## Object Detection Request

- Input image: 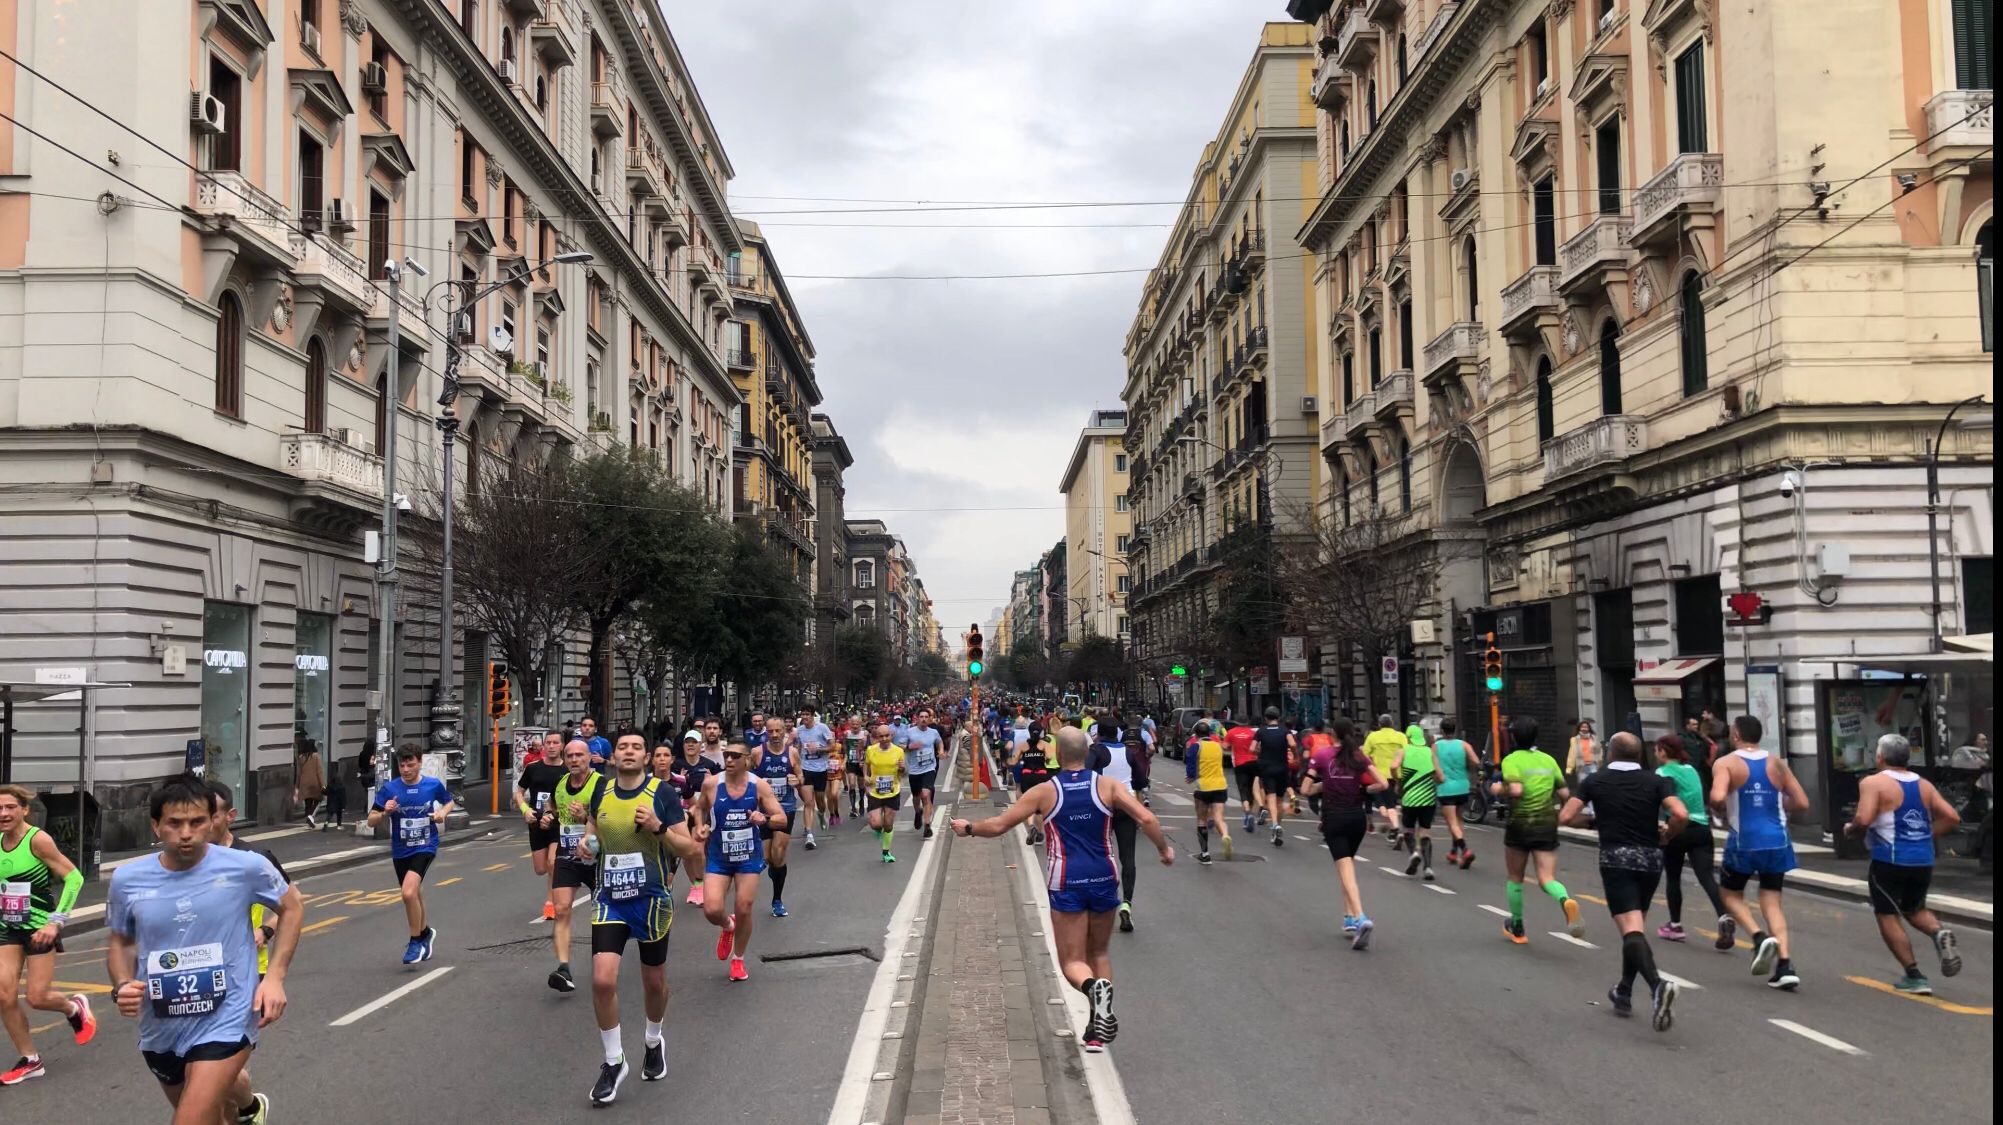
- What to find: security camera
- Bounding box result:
[394,492,414,512]
[1780,470,1802,499]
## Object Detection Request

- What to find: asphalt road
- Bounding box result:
[1078,775,1994,1125]
[3,809,923,1123]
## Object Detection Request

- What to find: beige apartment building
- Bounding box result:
[0,0,745,842]
[1296,0,1991,822]
[728,221,822,599]
[1059,408,1132,648]
[1123,22,1324,709]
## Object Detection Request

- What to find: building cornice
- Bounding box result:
[603,0,740,250]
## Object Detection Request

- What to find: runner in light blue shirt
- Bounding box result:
[794,704,838,849]
[105,775,298,1118]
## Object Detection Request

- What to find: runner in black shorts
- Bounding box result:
[546,739,603,994]
[518,731,569,922]
[1252,709,1295,847]
[1560,731,1686,1031]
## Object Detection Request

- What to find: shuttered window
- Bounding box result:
[1953,0,1991,90]
[1674,45,1708,153]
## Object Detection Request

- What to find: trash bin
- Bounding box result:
[1832,801,1869,860]
[36,790,102,881]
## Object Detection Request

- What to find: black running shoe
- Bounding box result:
[642,1040,667,1082]
[1651,979,1678,1032]
[590,1059,629,1105]
[547,965,576,993]
[1607,987,1633,1017]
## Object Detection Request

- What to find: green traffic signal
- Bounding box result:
[1484,675,1504,691]
[1170,664,1187,677]
[968,660,984,676]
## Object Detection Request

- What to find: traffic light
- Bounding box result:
[1170,664,1187,678]
[488,661,511,718]
[966,625,985,678]
[1481,633,1503,694]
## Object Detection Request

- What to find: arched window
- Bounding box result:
[499,26,514,64]
[1397,428,1413,512]
[1678,271,1709,395]
[1396,33,1408,80]
[1366,80,1378,129]
[304,337,327,434]
[214,291,244,417]
[1463,235,1479,320]
[1599,319,1623,415]
[1535,356,1555,443]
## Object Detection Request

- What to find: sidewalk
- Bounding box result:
[57,778,514,936]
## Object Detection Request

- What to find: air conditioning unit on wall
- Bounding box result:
[1300,395,1319,413]
[189,92,226,135]
[1449,169,1472,193]
[362,62,389,93]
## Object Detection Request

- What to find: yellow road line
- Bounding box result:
[300,915,351,935]
[1689,925,1753,951]
[51,979,113,994]
[1846,974,1993,1015]
[482,862,511,872]
[436,877,463,887]
[1576,893,1607,906]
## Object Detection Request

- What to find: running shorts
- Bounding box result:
[1321,809,1368,860]
[1866,861,1932,916]
[1258,764,1291,797]
[1048,882,1121,914]
[1437,793,1468,807]
[705,853,767,878]
[1600,864,1664,916]
[867,794,902,812]
[392,852,436,883]
[1721,843,1797,887]
[1194,788,1229,806]
[765,806,796,837]
[552,858,597,891]
[1233,764,1259,803]
[1401,804,1437,830]
[908,770,938,796]
[1502,821,1559,852]
[528,823,558,852]
[591,895,672,965]
[801,770,831,791]
[142,1038,252,1087]
[0,928,60,953]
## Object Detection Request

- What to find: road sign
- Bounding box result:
[1277,636,1308,676]
[1381,656,1400,685]
[1250,666,1270,695]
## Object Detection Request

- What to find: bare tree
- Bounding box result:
[1272,500,1472,718]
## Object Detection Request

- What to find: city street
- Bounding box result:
[1084,775,1994,1124]
[3,817,922,1122]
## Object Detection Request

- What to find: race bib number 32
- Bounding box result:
[145,943,228,1018]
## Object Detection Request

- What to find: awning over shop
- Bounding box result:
[1633,657,1719,701]
[1944,633,1994,654]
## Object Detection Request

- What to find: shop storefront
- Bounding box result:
[1815,650,1993,845]
[200,601,252,814]
[293,613,333,763]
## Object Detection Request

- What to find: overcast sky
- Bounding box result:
[668,1,1273,633]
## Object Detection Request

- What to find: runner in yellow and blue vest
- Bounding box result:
[693,739,789,984]
[546,739,605,996]
[580,732,701,1106]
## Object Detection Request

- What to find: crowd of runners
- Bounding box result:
[0,688,1974,1116]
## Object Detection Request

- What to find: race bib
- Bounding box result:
[874,776,894,795]
[532,791,551,813]
[398,813,432,848]
[601,852,646,901]
[145,943,227,1018]
[558,824,591,861]
[721,827,756,862]
[0,881,29,926]
[768,777,791,800]
[911,745,937,772]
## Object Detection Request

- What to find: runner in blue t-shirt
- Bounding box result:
[793,704,838,848]
[367,744,456,964]
[106,774,298,1122]
[901,708,946,839]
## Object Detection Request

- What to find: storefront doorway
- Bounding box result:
[200,601,252,814]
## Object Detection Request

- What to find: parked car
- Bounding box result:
[1163,707,1208,759]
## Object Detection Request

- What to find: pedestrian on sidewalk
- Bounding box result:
[952,727,1173,1053]
[322,752,348,830]
[292,738,326,830]
[1844,734,1964,995]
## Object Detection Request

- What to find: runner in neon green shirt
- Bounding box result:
[1491,717,1581,944]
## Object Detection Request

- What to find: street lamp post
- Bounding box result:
[428,251,594,766]
[1926,394,1989,652]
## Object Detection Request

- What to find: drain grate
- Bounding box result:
[758,945,879,965]
[468,936,571,957]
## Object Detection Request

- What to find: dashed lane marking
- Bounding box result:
[1375,865,1407,878]
[1423,884,1457,895]
[1292,834,1313,842]
[1657,971,1702,990]
[1477,904,1512,917]
[435,877,463,887]
[300,915,351,936]
[1845,975,1993,1015]
[482,862,511,872]
[1547,932,1597,948]
[1769,1019,1867,1056]
[330,966,456,1026]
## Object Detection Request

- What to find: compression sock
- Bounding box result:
[600,1025,623,1065]
[1420,837,1433,867]
[883,825,894,851]
[1451,836,1465,855]
[1506,881,1526,923]
[1542,879,1571,905]
[645,1020,664,1047]
[770,864,788,902]
[1622,931,1661,990]
[1197,826,1210,852]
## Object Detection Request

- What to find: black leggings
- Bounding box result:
[1663,821,1726,923]
[1112,813,1139,905]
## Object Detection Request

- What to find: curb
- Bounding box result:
[57,819,510,940]
[1552,825,1994,927]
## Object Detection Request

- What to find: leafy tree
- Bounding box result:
[912,649,956,686]
[1065,633,1130,700]
[833,624,889,697]
[707,527,809,690]
[1006,635,1046,691]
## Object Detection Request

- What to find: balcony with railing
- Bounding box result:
[626,141,668,202]
[1373,369,1413,422]
[290,231,375,315]
[1237,229,1267,269]
[1311,52,1351,109]
[1422,321,1484,381]
[1342,387,1377,439]
[1558,215,1633,295]
[1499,264,1559,340]
[280,432,384,518]
[194,171,298,266]
[590,81,622,137]
[1630,153,1723,248]
[726,346,755,371]
[1543,414,1648,482]
[1923,88,1992,160]
[369,281,429,349]
[1335,5,1378,71]
[529,11,577,69]
[1244,323,1269,367]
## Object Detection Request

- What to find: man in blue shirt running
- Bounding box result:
[368,743,456,965]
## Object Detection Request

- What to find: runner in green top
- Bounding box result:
[1432,719,1483,870]
[1,783,94,1085]
[546,740,605,994]
[1397,725,1444,881]
[1490,717,1582,944]
[1653,735,1730,946]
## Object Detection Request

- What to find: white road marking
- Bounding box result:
[1375,865,1407,878]
[828,747,960,1125]
[1547,931,1597,948]
[1769,1019,1867,1056]
[1292,834,1313,842]
[330,966,455,1026]
[1424,883,1457,895]
[239,826,311,843]
[1478,904,1512,917]
[1148,791,1192,808]
[1658,971,1701,990]
[1353,855,1371,865]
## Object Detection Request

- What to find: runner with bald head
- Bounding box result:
[952,727,1173,1053]
[545,739,605,994]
